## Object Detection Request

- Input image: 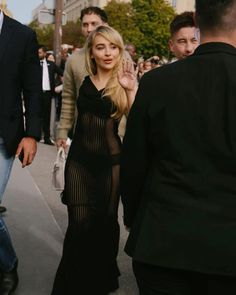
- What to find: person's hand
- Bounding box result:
[15,137,37,168]
[55,84,63,93]
[118,60,137,92]
[125,226,130,232]
[56,138,68,150]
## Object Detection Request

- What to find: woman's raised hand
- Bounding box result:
[118,59,137,92]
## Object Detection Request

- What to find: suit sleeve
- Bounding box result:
[22,29,42,140]
[54,63,64,77]
[120,75,150,228]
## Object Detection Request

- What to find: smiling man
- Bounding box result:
[169,11,199,60]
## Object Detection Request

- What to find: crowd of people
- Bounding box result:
[1,0,236,294]
[37,11,200,134]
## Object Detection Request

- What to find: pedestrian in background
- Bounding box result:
[125,43,137,71]
[0,10,41,294]
[121,0,236,294]
[51,25,137,295]
[38,45,63,145]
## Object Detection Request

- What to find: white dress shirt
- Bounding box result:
[0,10,4,34]
[41,58,51,91]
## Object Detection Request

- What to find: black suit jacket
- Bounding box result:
[121,42,236,276]
[0,14,41,156]
[41,60,63,94]
[40,60,63,94]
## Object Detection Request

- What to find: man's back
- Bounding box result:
[122,42,236,276]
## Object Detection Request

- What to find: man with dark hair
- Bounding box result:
[80,6,108,23]
[195,0,236,31]
[169,11,199,60]
[121,0,236,294]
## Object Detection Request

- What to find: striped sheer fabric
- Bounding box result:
[65,113,121,228]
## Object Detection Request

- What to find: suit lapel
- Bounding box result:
[47,62,53,82]
[0,14,15,61]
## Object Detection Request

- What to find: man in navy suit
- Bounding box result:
[0,10,41,294]
[38,45,63,145]
[121,0,236,294]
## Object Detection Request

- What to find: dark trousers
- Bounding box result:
[133,260,236,295]
[41,90,52,140]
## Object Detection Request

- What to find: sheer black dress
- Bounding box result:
[51,76,121,295]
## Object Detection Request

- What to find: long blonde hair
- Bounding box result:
[85,26,127,119]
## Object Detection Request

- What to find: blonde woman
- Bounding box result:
[51,26,137,295]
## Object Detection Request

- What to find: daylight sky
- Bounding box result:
[7,0,43,24]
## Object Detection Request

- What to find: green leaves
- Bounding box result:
[105,0,176,59]
[29,0,176,59]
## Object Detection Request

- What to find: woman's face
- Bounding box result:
[91,34,120,73]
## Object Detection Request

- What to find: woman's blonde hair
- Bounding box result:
[85,26,127,119]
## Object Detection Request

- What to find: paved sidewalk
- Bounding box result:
[2,143,138,294]
[3,159,63,295]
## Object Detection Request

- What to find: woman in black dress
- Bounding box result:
[51,26,137,295]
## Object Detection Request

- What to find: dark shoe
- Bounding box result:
[0,206,7,214]
[44,139,54,146]
[0,262,19,294]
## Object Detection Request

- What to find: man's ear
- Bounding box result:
[169,39,174,53]
[193,12,200,41]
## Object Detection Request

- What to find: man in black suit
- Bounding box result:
[38,45,63,145]
[121,0,236,294]
[0,11,41,294]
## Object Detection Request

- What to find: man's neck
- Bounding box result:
[200,31,236,47]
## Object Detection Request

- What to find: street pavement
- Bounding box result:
[2,142,139,295]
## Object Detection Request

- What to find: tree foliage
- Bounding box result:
[29,18,84,50]
[104,0,142,50]
[29,0,176,57]
[29,20,54,49]
[105,0,175,58]
[62,19,85,48]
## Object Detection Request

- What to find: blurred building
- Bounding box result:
[64,0,195,22]
[167,0,195,13]
[0,0,13,18]
[31,0,195,25]
[32,2,47,22]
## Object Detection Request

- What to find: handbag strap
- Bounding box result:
[56,147,67,163]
